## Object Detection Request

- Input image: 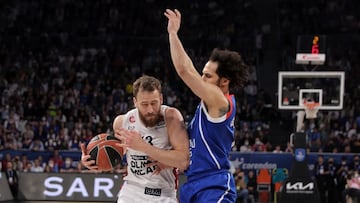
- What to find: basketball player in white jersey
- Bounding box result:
[81,75,189,203]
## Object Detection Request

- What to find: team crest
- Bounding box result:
[295,148,306,162]
[129,115,135,123]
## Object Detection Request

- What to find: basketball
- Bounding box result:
[86,133,123,171]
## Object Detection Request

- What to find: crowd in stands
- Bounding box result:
[0,0,261,160]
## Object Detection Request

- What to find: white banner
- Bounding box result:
[10,172,187,202]
[18,172,123,201]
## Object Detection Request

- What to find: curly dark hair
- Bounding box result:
[209,48,249,90]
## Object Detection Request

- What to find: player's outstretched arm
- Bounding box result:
[164,9,228,115]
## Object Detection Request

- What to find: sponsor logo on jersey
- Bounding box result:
[129,116,135,123]
[129,155,157,176]
[144,187,161,196]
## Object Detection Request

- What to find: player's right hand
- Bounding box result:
[80,143,99,171]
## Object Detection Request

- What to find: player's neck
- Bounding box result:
[219,85,229,95]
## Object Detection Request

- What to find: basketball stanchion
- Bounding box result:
[279,101,321,203]
[278,51,345,203]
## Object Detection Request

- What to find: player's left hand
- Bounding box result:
[164,9,181,34]
[80,143,99,171]
[114,128,146,151]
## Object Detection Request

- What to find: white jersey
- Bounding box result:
[121,105,177,191]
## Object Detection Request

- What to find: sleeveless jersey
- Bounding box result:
[186,94,236,177]
[121,105,177,190]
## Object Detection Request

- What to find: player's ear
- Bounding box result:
[133,97,137,108]
[220,77,230,87]
[160,93,164,105]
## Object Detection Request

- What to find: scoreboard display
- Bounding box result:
[296,35,326,65]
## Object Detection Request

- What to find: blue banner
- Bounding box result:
[229,152,357,177]
[1,150,357,177]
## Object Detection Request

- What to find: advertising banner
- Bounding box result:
[18,172,123,201]
[230,152,293,173]
[14,172,187,202]
[229,152,356,176]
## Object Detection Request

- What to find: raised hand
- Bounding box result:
[164,9,181,34]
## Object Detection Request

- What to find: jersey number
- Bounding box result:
[143,136,153,145]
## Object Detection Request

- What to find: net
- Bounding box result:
[303,101,320,119]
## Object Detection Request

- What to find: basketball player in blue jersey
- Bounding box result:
[165,9,249,203]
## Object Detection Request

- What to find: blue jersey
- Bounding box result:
[186,94,236,177]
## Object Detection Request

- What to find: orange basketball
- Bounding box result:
[86,133,123,171]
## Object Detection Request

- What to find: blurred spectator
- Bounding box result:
[341,171,360,203]
[36,155,46,168]
[307,125,322,152]
[19,154,29,171]
[23,162,33,173]
[246,170,258,201]
[1,153,12,172]
[235,169,249,203]
[239,138,252,152]
[284,142,293,153]
[47,159,59,173]
[12,156,22,171]
[74,162,85,173]
[273,145,283,153]
[327,157,339,203]
[314,154,328,203]
[49,150,63,171]
[29,139,45,151]
[5,161,19,200]
[337,156,351,200]
[350,154,360,173]
[31,158,44,172]
[252,137,265,152]
[60,157,76,173]
[68,135,81,150]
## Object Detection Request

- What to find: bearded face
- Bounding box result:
[138,109,161,127]
[134,90,163,127]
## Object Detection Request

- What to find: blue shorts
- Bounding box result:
[180,170,236,203]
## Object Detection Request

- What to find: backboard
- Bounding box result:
[278,71,345,110]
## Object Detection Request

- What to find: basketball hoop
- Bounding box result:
[303,101,320,119]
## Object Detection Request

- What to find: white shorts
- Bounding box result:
[117,181,178,203]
